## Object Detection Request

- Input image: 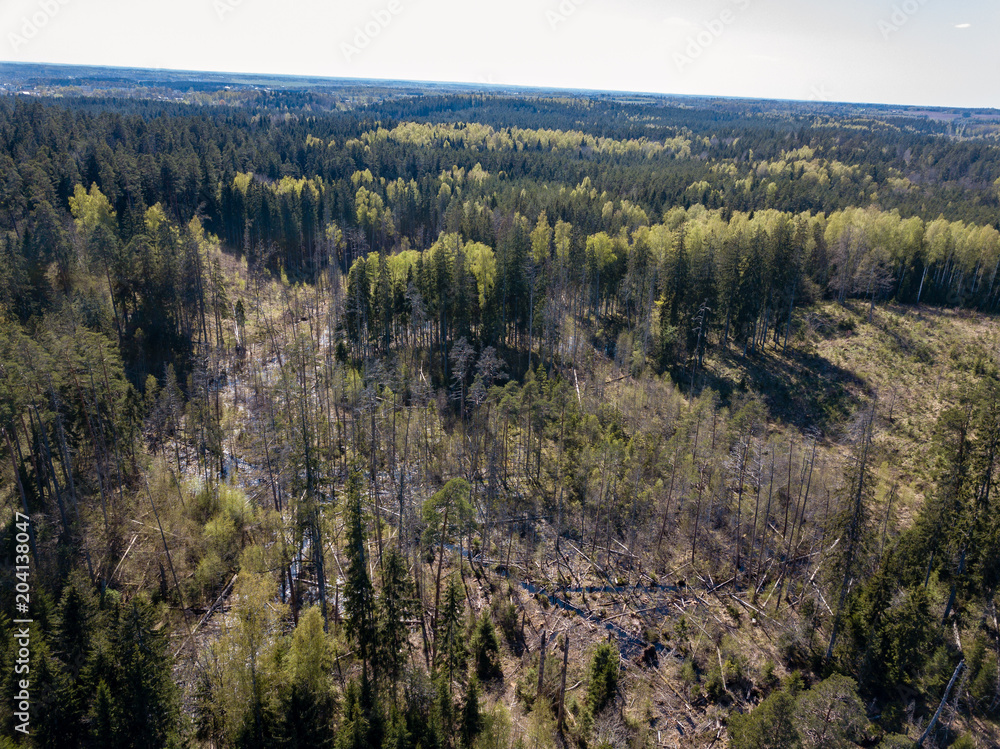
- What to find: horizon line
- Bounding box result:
[1,59,999,115]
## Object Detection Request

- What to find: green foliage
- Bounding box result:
[470,610,503,683]
[195,566,285,747]
[88,596,179,749]
[91,680,115,746]
[490,598,523,655]
[706,638,749,703]
[728,689,799,749]
[53,572,96,681]
[382,705,411,749]
[460,677,484,748]
[922,645,959,696]
[377,547,416,685]
[286,606,332,693]
[793,674,866,749]
[344,468,376,666]
[422,478,475,548]
[472,701,513,749]
[843,568,933,693]
[525,696,558,749]
[679,658,701,700]
[760,659,779,692]
[705,665,727,703]
[10,81,1000,749]
[201,483,255,566]
[966,635,999,709]
[586,643,620,715]
[877,735,915,749]
[31,637,83,749]
[436,577,468,685]
[336,678,373,749]
[431,672,456,748]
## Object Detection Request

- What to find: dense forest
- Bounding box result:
[2,82,1000,748]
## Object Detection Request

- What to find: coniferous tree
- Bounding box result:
[345,467,377,669]
[470,610,503,683]
[378,547,415,687]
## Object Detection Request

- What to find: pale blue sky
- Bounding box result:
[1,0,996,108]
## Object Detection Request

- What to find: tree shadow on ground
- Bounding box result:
[696,344,871,433]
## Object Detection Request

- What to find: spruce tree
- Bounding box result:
[377,547,415,686]
[345,467,376,668]
[470,610,503,683]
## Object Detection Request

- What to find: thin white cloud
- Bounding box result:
[955,23,972,28]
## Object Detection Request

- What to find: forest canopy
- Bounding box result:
[2,84,1000,748]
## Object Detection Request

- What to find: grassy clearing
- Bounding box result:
[702,301,999,509]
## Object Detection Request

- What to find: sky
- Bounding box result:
[1,0,997,109]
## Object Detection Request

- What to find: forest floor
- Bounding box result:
[160,284,1000,747]
[704,300,998,521]
[437,526,791,748]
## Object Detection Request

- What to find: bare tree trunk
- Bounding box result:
[826,403,876,661]
[143,477,191,630]
[3,428,39,567]
[655,450,679,554]
[537,631,547,701]
[558,635,570,731]
[917,660,965,747]
[431,505,449,666]
[776,440,816,613]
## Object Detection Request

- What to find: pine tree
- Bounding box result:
[336,679,372,749]
[91,680,115,747]
[460,677,484,748]
[728,688,799,749]
[793,675,865,749]
[826,401,878,661]
[436,576,467,691]
[279,606,335,748]
[378,547,415,686]
[345,467,377,669]
[91,597,178,749]
[470,610,503,683]
[586,642,619,715]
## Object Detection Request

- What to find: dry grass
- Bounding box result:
[702,301,1000,512]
